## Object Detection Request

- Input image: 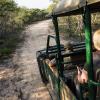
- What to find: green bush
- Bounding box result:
[0,0,48,58]
[0,48,12,56]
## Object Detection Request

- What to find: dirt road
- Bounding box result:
[0,20,53,100]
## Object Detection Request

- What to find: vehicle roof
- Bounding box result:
[52,0,100,17]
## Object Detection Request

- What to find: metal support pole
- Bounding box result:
[46,36,50,55]
[84,6,96,100]
[52,16,63,77]
[52,15,64,100]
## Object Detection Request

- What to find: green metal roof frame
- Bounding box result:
[52,0,100,17]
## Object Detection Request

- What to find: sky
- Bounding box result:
[14,0,52,9]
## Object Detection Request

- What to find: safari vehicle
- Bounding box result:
[36,0,100,100]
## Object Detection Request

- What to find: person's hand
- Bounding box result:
[49,59,56,67]
[77,66,88,84]
[45,59,56,67]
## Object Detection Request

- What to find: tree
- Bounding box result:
[47,0,59,13]
[0,0,17,36]
[0,0,48,37]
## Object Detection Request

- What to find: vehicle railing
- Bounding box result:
[46,35,64,55]
[47,45,64,51]
[88,80,100,86]
[61,60,85,65]
[46,35,56,55]
[37,45,64,52]
[62,49,86,58]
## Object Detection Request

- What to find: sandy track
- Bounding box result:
[0,20,53,100]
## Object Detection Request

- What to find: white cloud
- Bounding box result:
[14,0,52,9]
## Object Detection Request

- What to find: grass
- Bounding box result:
[0,32,24,59]
[0,48,12,56]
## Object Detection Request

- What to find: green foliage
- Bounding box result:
[27,9,48,23]
[50,0,59,3]
[0,0,48,36]
[47,0,59,13]
[0,0,48,57]
[0,32,23,57]
[0,48,12,56]
[47,4,55,13]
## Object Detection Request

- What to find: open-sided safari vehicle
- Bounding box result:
[36,0,100,100]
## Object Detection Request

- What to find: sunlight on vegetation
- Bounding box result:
[0,0,48,58]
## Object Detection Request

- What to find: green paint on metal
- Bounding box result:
[52,16,63,77]
[46,35,56,55]
[46,36,50,55]
[45,62,60,99]
[89,80,100,86]
[84,6,96,100]
[52,16,64,100]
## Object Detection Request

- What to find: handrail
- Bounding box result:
[88,80,100,86]
[61,60,84,65]
[46,35,56,55]
[62,49,86,57]
[46,35,64,55]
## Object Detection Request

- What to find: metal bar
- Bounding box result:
[52,16,64,100]
[52,16,64,77]
[61,60,85,65]
[46,35,58,55]
[72,42,85,46]
[40,45,64,52]
[62,49,86,57]
[73,45,85,49]
[49,35,56,39]
[46,35,50,55]
[46,35,65,56]
[49,46,63,50]
[89,80,100,86]
[48,49,65,54]
[84,5,96,100]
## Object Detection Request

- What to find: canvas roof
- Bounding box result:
[52,0,100,16]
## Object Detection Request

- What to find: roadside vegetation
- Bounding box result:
[0,0,48,58]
